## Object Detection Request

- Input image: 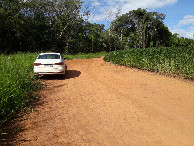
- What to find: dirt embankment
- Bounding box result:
[9,57,194,145]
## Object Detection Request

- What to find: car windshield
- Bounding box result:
[37,54,60,59]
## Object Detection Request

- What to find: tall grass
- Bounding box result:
[104,47,194,79]
[0,53,40,124]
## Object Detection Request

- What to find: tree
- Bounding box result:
[170,33,194,47]
[104,7,122,51]
[24,0,83,52]
[111,8,172,48]
[72,21,106,53]
[0,0,86,53]
[0,0,24,53]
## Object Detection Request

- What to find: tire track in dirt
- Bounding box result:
[14,57,194,146]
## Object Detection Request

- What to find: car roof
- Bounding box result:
[39,53,61,55]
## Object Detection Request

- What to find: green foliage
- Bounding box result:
[111,8,172,48]
[0,0,112,54]
[1,1,194,55]
[0,129,7,145]
[0,0,87,53]
[170,34,194,47]
[65,22,107,54]
[104,47,194,79]
[0,53,41,123]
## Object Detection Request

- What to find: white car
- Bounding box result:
[34,53,67,75]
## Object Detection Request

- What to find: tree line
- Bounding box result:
[0,0,194,54]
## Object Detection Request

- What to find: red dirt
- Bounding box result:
[13,57,194,145]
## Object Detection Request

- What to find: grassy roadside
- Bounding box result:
[0,53,41,124]
[104,47,194,79]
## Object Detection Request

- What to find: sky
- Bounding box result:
[81,0,194,39]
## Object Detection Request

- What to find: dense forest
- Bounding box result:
[0,0,194,54]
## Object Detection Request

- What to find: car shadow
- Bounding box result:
[39,70,81,80]
[65,70,81,79]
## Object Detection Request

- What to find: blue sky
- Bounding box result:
[82,0,194,39]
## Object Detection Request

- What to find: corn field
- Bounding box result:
[104,47,194,79]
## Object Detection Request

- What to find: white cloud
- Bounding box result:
[170,15,194,38]
[188,26,194,33]
[178,15,194,26]
[121,0,177,14]
[170,28,194,39]
[91,0,101,7]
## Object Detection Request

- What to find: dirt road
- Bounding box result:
[14,57,194,145]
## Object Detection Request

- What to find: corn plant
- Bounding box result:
[104,47,194,79]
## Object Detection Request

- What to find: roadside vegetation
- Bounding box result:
[0,53,41,124]
[104,47,194,79]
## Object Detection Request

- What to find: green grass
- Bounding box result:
[104,47,194,79]
[0,53,41,124]
[64,52,106,60]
